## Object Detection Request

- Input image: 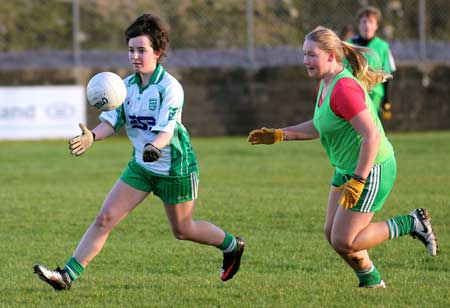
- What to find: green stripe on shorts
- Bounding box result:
[332,155,397,212]
[120,160,199,205]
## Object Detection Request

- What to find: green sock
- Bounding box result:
[386,215,415,239]
[64,256,85,281]
[217,231,236,254]
[356,264,382,287]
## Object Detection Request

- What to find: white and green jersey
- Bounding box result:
[99,64,198,177]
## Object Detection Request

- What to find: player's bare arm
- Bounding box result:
[69,121,116,156]
[349,109,380,179]
[150,131,173,149]
[142,131,173,163]
[282,120,319,141]
[91,121,116,141]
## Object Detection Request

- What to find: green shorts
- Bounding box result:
[332,155,397,213]
[120,160,199,205]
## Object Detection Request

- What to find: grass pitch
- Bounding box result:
[1,132,449,307]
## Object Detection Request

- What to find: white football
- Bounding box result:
[86,72,126,111]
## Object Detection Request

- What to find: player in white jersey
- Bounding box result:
[34,13,245,291]
[101,63,196,177]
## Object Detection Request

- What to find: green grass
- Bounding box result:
[1,132,449,307]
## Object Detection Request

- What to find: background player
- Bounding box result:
[349,6,396,120]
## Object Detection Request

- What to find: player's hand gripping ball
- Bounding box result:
[86,72,127,111]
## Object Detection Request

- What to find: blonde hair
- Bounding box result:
[305,26,391,91]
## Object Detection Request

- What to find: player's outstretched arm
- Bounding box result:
[282,120,319,141]
[68,122,115,156]
[248,127,284,145]
[248,120,319,145]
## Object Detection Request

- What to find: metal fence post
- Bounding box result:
[72,0,82,83]
[246,0,255,67]
[419,0,426,60]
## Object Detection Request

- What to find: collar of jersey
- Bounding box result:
[351,35,375,47]
[131,64,165,93]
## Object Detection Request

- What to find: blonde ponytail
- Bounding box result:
[305,26,392,91]
[341,41,392,91]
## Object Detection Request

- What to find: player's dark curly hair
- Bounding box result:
[125,13,169,61]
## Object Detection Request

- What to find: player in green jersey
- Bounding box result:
[248,26,437,288]
[349,6,396,120]
[34,13,244,291]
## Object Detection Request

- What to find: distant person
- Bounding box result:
[349,6,396,120]
[339,24,355,41]
[33,13,245,291]
[248,26,437,288]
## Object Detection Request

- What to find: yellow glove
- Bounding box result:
[69,123,95,156]
[382,102,392,120]
[247,127,284,145]
[334,176,366,209]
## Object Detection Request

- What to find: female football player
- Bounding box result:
[248,26,437,288]
[34,13,244,290]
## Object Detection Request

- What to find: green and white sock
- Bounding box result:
[356,263,382,287]
[64,256,85,281]
[386,215,415,239]
[217,231,237,254]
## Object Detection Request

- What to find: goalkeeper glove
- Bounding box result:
[382,102,392,120]
[69,123,95,156]
[143,143,162,162]
[247,127,284,145]
[334,175,366,209]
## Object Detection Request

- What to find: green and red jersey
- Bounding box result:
[313,68,394,174]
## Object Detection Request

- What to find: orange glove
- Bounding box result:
[334,176,366,209]
[247,127,284,145]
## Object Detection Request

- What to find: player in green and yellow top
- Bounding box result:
[33,13,244,291]
[349,6,396,120]
[248,26,437,288]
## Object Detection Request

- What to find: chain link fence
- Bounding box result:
[0,0,449,69]
[0,0,448,134]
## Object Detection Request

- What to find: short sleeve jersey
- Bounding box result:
[313,68,394,174]
[318,77,366,120]
[99,64,198,177]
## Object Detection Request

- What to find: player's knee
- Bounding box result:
[171,225,191,241]
[94,212,115,231]
[330,237,354,254]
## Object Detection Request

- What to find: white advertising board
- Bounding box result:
[0,86,86,140]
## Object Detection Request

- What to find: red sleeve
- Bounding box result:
[330,78,367,120]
